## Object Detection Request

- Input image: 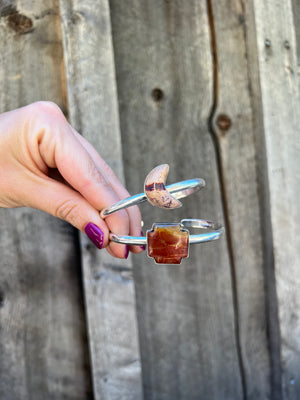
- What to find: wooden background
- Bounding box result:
[0,0,299,399]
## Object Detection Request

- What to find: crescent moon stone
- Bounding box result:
[144,164,182,209]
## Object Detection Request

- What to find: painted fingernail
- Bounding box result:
[125,245,129,259]
[140,230,146,251]
[85,223,104,249]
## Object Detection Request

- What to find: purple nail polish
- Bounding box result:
[125,245,129,259]
[140,230,146,251]
[85,223,104,249]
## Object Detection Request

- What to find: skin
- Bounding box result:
[0,101,143,259]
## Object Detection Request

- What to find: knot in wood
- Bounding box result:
[7,12,33,34]
[152,88,164,102]
[216,114,231,131]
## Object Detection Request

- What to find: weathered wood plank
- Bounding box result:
[292,0,300,64]
[0,1,92,399]
[211,0,272,398]
[59,1,142,399]
[250,1,300,398]
[110,1,243,398]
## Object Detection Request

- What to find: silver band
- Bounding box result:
[110,219,224,246]
[101,178,205,218]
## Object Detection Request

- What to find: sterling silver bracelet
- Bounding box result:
[101,164,224,264]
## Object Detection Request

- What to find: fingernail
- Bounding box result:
[125,245,129,259]
[140,230,146,251]
[85,223,104,249]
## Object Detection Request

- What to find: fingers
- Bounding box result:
[72,130,144,254]
[54,133,131,258]
[25,102,142,258]
[13,168,110,249]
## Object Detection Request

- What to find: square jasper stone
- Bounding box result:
[147,223,189,264]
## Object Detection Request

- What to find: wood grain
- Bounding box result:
[1,0,299,398]
[0,1,92,399]
[210,0,272,398]
[250,1,300,398]
[110,1,243,398]
[59,1,143,399]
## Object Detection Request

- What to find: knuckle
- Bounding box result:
[26,102,68,155]
[55,198,80,223]
[101,162,118,180]
[30,101,64,119]
[81,160,110,191]
[89,163,107,185]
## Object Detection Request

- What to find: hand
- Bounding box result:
[0,101,144,259]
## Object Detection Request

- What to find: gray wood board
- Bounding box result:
[251,0,300,398]
[292,0,300,65]
[110,1,243,399]
[59,1,142,399]
[0,1,92,399]
[211,0,272,398]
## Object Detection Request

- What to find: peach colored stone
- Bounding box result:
[144,164,182,209]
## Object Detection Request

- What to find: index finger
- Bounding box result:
[71,129,144,254]
[32,106,131,258]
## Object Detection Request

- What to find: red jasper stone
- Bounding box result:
[147,223,189,264]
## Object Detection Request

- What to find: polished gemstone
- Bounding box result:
[147,223,189,264]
